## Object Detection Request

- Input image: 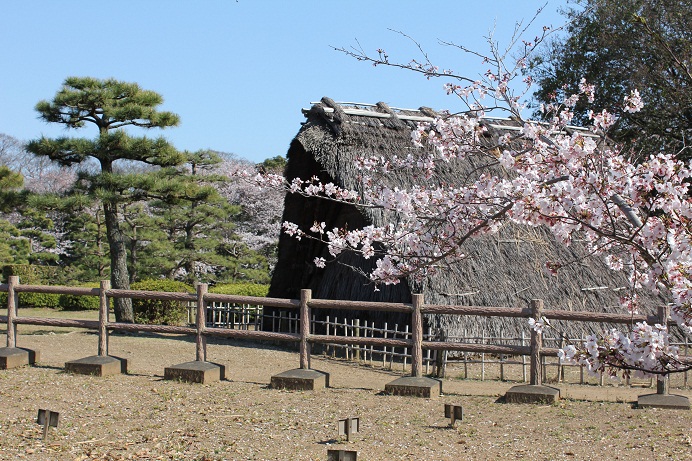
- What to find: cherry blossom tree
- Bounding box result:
[0,133,76,193]
[214,153,284,272]
[237,26,691,378]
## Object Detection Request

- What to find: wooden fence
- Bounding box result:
[307,316,690,387]
[1,276,690,390]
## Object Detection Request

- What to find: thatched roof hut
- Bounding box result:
[268,97,665,341]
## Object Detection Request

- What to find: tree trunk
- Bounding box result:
[103,201,133,322]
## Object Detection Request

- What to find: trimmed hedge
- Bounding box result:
[0,280,270,313]
[1,265,86,309]
[0,286,99,310]
[58,283,102,311]
[130,279,193,325]
[0,292,61,309]
[209,283,269,298]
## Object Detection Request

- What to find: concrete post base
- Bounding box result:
[163,361,225,384]
[505,384,560,404]
[384,376,442,398]
[0,347,39,369]
[65,355,128,377]
[270,368,330,390]
[637,393,690,410]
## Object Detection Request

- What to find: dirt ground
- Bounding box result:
[1,314,691,460]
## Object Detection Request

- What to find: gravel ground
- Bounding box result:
[0,325,691,460]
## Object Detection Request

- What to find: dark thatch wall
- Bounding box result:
[268,98,667,340]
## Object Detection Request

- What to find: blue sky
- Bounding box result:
[1,1,568,163]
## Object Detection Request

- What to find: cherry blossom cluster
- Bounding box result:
[558,323,682,379]
[412,85,691,375]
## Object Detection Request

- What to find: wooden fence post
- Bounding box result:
[530,299,544,386]
[411,293,424,378]
[98,280,111,356]
[300,289,312,369]
[657,304,670,395]
[196,283,208,362]
[6,276,18,348]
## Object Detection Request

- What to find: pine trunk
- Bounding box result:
[104,201,134,323]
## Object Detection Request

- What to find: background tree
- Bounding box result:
[14,204,59,266]
[529,0,692,159]
[0,133,76,193]
[46,194,111,282]
[138,150,269,284]
[0,166,23,213]
[121,201,160,283]
[0,168,58,267]
[216,154,284,274]
[258,155,287,173]
[0,167,30,265]
[26,77,184,322]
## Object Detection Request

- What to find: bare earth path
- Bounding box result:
[1,327,691,460]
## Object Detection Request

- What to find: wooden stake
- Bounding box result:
[299,289,311,369]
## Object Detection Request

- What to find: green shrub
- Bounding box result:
[0,291,61,309]
[19,292,61,309]
[1,265,84,308]
[1,265,61,308]
[58,284,102,311]
[2,264,59,284]
[209,283,269,298]
[130,279,194,325]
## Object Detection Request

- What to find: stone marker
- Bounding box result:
[37,409,59,441]
[338,417,359,442]
[327,449,357,461]
[444,404,463,426]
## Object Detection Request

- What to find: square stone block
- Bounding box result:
[638,393,690,410]
[384,376,442,398]
[164,361,224,384]
[270,368,330,390]
[504,384,560,404]
[65,355,126,377]
[0,347,29,369]
[0,347,39,369]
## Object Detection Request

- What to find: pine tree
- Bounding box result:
[26,77,184,321]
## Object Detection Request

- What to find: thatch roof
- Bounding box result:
[269,97,666,340]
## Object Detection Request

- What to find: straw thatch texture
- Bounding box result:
[267,98,666,341]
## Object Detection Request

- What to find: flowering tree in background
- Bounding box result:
[238,23,691,378]
[215,154,284,273]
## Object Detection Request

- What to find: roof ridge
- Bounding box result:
[304,99,600,135]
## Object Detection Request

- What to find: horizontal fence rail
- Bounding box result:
[1,277,690,390]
